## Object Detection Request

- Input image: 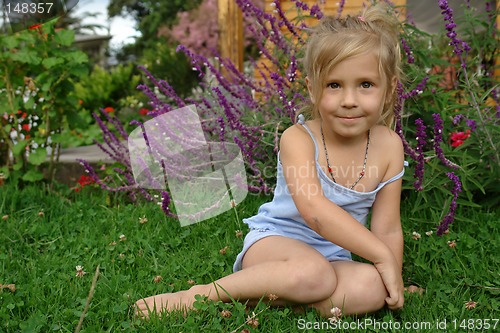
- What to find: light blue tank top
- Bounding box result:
[233,119,405,271]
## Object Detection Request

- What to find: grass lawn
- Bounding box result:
[0,183,498,332]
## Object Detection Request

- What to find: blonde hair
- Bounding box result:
[301,2,402,127]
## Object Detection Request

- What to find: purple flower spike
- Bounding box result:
[432,113,459,169]
[401,38,415,64]
[337,0,346,18]
[437,172,462,235]
[413,118,427,191]
[438,0,471,57]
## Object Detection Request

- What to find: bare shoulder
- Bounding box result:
[280,122,308,142]
[371,125,403,150]
[371,125,404,180]
[279,122,314,157]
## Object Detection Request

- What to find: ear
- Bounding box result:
[305,76,315,104]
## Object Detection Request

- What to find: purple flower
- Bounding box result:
[413,118,427,191]
[292,0,310,11]
[337,0,346,18]
[406,13,416,26]
[402,77,428,99]
[452,114,477,132]
[465,119,477,131]
[438,0,470,56]
[310,4,323,19]
[437,172,462,235]
[161,191,176,218]
[401,38,415,64]
[432,113,459,169]
[394,83,419,160]
[452,114,465,125]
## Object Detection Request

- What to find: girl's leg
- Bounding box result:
[135,236,337,317]
[309,261,389,316]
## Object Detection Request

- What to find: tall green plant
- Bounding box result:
[0,20,89,184]
[399,0,499,214]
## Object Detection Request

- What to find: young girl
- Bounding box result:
[136,2,405,318]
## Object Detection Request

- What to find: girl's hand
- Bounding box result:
[374,259,404,310]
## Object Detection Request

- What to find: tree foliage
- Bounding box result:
[107,0,203,48]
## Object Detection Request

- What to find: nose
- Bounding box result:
[340,89,358,108]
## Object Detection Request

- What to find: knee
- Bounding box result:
[287,259,337,301]
[357,266,387,310]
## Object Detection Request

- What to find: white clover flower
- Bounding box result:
[75,265,86,277]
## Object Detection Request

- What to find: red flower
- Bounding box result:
[78,175,95,186]
[29,23,42,31]
[139,108,149,116]
[450,130,470,147]
[75,174,95,192]
[103,107,114,113]
[22,124,30,132]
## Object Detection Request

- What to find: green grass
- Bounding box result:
[0,183,498,332]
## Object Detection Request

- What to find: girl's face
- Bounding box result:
[310,52,388,140]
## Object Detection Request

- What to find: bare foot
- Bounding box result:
[135,285,208,318]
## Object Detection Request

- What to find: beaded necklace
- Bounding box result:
[320,125,370,190]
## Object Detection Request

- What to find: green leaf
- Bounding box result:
[27,149,47,166]
[22,169,44,182]
[10,50,42,65]
[24,97,36,110]
[69,65,89,78]
[0,166,10,179]
[49,133,62,143]
[13,160,23,171]
[54,29,75,46]
[66,51,88,65]
[65,109,88,130]
[42,57,64,69]
[3,35,19,49]
[41,78,55,93]
[12,141,29,156]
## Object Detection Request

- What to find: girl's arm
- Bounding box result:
[370,179,404,270]
[370,131,405,269]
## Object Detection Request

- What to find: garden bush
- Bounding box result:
[0,20,89,184]
[51,1,500,232]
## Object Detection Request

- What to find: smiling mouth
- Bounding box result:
[338,116,362,120]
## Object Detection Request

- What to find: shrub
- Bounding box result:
[0,20,89,184]
[81,0,499,233]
